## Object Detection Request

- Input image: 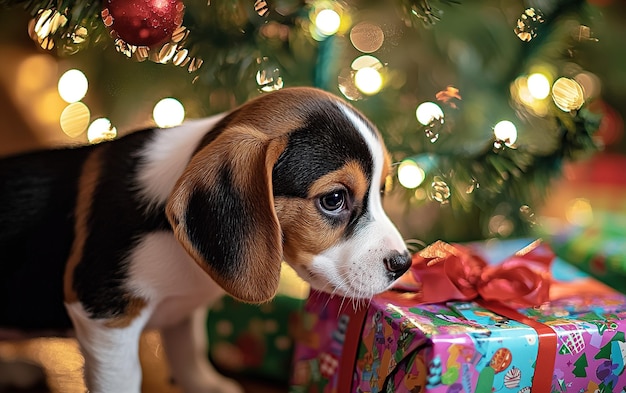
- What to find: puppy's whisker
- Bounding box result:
[338,296,349,318]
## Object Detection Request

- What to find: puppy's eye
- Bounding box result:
[319,190,346,213]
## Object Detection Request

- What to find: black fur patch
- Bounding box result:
[0,127,179,328]
[272,101,375,232]
[272,103,373,197]
[0,147,93,329]
[72,129,172,320]
[184,164,244,280]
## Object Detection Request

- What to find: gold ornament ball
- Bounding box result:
[552,77,585,112]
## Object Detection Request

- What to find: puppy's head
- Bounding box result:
[167,87,410,303]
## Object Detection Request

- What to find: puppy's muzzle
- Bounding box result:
[384,250,412,280]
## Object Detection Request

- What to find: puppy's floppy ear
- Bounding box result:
[166,125,286,303]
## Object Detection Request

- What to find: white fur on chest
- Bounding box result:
[127,232,224,329]
[130,118,229,329]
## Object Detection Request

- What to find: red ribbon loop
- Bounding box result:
[390,239,554,307]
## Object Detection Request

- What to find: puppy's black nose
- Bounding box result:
[384,250,412,279]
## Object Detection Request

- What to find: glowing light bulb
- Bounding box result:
[58,69,88,103]
[493,120,517,146]
[527,73,550,100]
[415,102,444,126]
[397,160,425,189]
[315,9,341,36]
[354,67,382,95]
[153,98,185,128]
[88,118,117,144]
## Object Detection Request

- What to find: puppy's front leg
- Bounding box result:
[65,302,151,393]
[161,307,243,393]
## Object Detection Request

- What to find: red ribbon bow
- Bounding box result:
[387,239,554,307]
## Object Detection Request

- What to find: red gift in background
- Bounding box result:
[290,239,626,393]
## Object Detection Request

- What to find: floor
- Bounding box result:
[0,331,287,393]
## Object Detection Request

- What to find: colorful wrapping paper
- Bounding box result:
[290,239,626,393]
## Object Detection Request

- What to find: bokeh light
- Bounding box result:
[527,73,550,100]
[552,77,585,112]
[351,55,382,71]
[565,198,593,227]
[256,57,284,92]
[354,67,382,95]
[33,89,66,126]
[88,118,117,144]
[397,160,426,189]
[153,98,185,128]
[349,55,384,96]
[16,55,57,94]
[31,9,67,44]
[58,69,88,103]
[415,102,444,126]
[493,120,517,146]
[575,71,601,100]
[315,9,341,36]
[350,22,384,53]
[60,102,90,138]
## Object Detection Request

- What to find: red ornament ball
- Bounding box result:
[102,0,185,47]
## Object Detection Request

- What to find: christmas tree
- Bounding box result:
[0,0,624,243]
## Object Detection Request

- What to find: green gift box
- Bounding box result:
[546,211,626,293]
[206,265,308,384]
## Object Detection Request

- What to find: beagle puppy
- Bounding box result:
[0,87,411,393]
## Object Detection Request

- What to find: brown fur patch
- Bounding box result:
[166,87,378,302]
[63,148,103,304]
[104,297,147,328]
[276,160,369,268]
[222,87,341,138]
[166,127,289,303]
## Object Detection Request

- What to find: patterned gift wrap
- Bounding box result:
[290,239,626,393]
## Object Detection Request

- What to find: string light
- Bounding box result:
[493,120,517,146]
[349,55,384,96]
[527,73,550,100]
[354,67,382,95]
[153,97,185,127]
[314,9,340,36]
[87,118,117,143]
[397,159,425,189]
[415,102,444,126]
[58,69,88,103]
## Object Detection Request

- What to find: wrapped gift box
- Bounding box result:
[290,239,626,393]
[547,211,626,293]
[207,264,308,384]
[539,153,626,293]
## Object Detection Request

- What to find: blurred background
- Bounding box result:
[0,1,625,392]
[0,0,625,244]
